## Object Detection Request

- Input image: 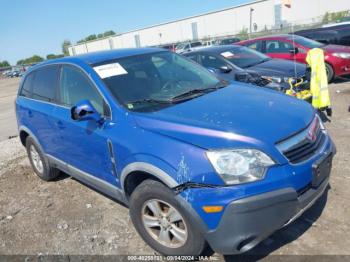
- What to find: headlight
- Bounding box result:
[206,149,275,185]
[261,76,282,83]
[332,52,350,59]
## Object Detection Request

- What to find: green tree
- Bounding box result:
[102,30,115,37]
[85,34,97,41]
[76,30,116,44]
[322,12,330,24]
[17,55,44,65]
[62,39,71,56]
[0,60,10,68]
[237,27,249,40]
[46,54,64,60]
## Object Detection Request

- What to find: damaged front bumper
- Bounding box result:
[203,176,329,254]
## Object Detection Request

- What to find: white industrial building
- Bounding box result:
[68,0,350,55]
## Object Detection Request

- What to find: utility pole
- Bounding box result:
[249,7,254,39]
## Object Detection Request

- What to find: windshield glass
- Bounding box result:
[292,36,325,48]
[95,51,222,112]
[175,43,187,50]
[220,46,269,68]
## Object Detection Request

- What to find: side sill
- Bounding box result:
[46,154,127,204]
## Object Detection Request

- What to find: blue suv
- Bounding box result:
[16,48,335,255]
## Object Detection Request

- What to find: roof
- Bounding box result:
[184,45,244,54]
[38,48,166,67]
[240,34,303,42]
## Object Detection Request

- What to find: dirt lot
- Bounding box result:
[0,78,19,141]
[0,77,349,260]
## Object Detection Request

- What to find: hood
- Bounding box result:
[246,58,307,78]
[133,84,314,150]
[323,44,350,53]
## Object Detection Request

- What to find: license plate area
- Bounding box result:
[312,152,333,188]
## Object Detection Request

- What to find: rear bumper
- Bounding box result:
[204,176,330,254]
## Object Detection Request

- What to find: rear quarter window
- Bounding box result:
[19,73,35,98]
[32,66,59,102]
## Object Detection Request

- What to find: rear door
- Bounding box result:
[265,39,307,63]
[52,65,115,184]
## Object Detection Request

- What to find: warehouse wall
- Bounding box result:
[68,0,350,56]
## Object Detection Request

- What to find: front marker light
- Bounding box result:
[206,149,275,185]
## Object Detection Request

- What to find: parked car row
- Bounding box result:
[237,34,350,82]
[2,70,24,78]
[173,37,241,54]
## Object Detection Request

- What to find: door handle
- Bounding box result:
[28,110,33,118]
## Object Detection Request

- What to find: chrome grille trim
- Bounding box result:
[276,116,326,164]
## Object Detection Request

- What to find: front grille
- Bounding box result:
[277,116,326,164]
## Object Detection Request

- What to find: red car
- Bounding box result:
[237,34,350,82]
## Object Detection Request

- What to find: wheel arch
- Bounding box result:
[121,162,179,198]
[19,126,41,149]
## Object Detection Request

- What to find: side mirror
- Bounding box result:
[219,66,232,73]
[71,100,102,123]
[290,47,299,54]
[207,67,217,74]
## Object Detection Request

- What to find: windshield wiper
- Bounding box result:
[244,58,270,68]
[171,81,228,101]
[127,98,173,105]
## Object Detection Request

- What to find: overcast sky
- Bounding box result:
[0,0,251,65]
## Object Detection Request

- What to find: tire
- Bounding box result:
[26,136,60,181]
[129,179,207,256]
[325,63,334,83]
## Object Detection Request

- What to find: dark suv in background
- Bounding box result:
[295,25,350,46]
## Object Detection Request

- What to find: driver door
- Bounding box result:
[52,65,115,183]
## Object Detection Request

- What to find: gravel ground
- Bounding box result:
[0,78,349,260]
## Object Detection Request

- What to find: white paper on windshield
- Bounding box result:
[93,63,128,78]
[221,51,235,58]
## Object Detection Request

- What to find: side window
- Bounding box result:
[20,73,35,98]
[185,54,198,63]
[266,40,293,53]
[199,54,227,69]
[246,41,262,52]
[32,66,59,102]
[59,65,105,115]
[313,31,336,44]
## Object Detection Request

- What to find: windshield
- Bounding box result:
[95,51,222,112]
[292,36,325,48]
[175,43,188,50]
[220,46,269,68]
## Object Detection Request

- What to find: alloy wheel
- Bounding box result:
[30,145,44,174]
[141,199,188,248]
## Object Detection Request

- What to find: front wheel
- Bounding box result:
[129,180,207,255]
